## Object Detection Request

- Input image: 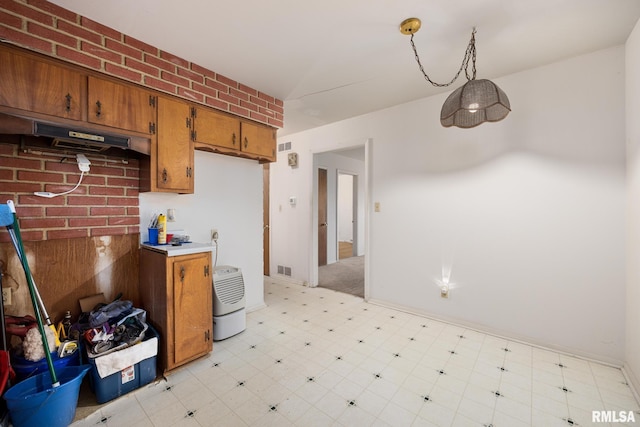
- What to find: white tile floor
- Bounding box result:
[71,278,640,426]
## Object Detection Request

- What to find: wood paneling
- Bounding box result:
[0,234,140,324]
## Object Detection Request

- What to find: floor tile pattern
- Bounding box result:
[71,279,639,426]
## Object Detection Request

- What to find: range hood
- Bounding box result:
[35,122,130,153]
[0,113,150,155]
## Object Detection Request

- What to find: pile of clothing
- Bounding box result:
[78,300,148,357]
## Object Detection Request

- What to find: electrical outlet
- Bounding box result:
[440,286,449,299]
[2,288,11,306]
[211,228,219,241]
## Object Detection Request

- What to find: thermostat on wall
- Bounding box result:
[289,196,297,206]
[288,152,298,167]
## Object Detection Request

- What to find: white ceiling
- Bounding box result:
[51,1,640,136]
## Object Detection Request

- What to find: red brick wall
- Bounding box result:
[0,0,284,128]
[0,142,140,242]
[0,0,286,242]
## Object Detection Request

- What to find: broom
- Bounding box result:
[2,201,58,386]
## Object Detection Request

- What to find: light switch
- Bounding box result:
[374,202,380,212]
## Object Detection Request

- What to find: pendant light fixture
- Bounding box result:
[400,18,511,128]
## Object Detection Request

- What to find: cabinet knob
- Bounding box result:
[180,266,185,281]
[232,133,236,146]
[95,100,102,118]
[65,93,72,112]
[244,137,248,149]
[162,168,168,183]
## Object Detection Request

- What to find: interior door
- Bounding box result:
[318,168,328,266]
[263,163,270,276]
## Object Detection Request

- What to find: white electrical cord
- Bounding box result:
[33,154,90,198]
[212,238,219,269]
[33,170,85,198]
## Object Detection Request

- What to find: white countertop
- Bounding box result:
[141,242,213,257]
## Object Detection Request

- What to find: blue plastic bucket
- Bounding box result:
[3,365,90,427]
[11,350,79,382]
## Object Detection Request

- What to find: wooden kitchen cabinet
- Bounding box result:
[191,106,240,150]
[87,75,157,135]
[154,96,194,193]
[241,120,276,160]
[0,47,83,121]
[192,106,276,162]
[139,247,213,373]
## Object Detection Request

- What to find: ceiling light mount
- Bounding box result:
[400,17,511,128]
[399,17,422,35]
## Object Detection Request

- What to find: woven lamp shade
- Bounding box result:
[440,79,511,128]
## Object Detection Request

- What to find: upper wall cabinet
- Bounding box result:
[192,107,276,163]
[241,120,276,159]
[0,48,83,121]
[87,76,157,136]
[191,106,240,150]
[157,97,194,193]
[140,97,194,194]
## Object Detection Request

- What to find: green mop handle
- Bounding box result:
[7,201,59,386]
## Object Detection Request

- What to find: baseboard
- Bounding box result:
[367,298,624,368]
[246,302,267,313]
[267,274,308,287]
[623,363,640,404]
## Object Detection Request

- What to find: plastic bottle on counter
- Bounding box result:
[157,213,167,244]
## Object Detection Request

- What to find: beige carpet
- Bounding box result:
[318,255,364,298]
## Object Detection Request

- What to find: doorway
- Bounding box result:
[314,146,366,298]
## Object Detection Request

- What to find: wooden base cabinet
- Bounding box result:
[139,248,213,373]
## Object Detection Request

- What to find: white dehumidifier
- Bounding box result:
[212,265,246,341]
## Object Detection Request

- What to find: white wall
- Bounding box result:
[272,46,626,363]
[338,173,354,243]
[139,150,265,311]
[625,18,640,390]
[271,140,367,284]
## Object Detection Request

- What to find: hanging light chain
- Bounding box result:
[409,28,477,87]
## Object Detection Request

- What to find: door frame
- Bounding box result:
[310,138,372,301]
[263,163,270,276]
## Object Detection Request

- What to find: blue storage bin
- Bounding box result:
[11,349,79,382]
[87,326,158,404]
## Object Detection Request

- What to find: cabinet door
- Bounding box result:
[0,48,82,120]
[87,76,156,134]
[241,121,276,160]
[156,97,194,193]
[192,107,240,150]
[173,254,212,366]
